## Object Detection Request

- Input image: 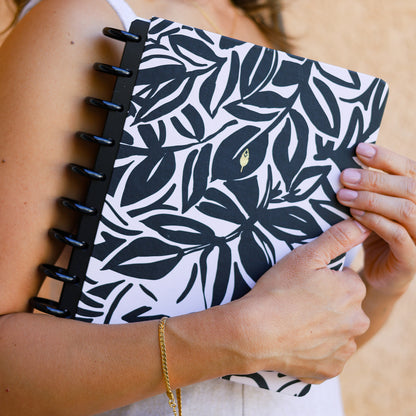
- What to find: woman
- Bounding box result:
[0,1,415,415]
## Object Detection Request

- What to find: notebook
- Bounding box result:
[32,17,389,396]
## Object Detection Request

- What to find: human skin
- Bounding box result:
[0,0,414,415]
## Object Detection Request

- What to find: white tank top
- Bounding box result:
[20,0,142,29]
[18,1,348,414]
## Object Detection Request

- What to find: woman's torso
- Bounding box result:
[18,1,348,415]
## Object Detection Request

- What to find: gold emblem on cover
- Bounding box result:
[240,148,249,172]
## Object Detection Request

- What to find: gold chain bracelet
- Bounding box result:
[158,317,182,416]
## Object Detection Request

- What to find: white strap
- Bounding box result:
[104,0,136,29]
[19,0,41,20]
[104,0,149,30]
[20,0,149,29]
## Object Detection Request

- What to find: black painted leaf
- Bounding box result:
[93,232,126,261]
[134,75,195,123]
[230,373,269,390]
[272,60,311,87]
[149,18,174,34]
[284,165,331,203]
[297,384,312,397]
[127,184,177,218]
[170,34,223,65]
[273,110,308,190]
[343,106,365,146]
[182,144,212,212]
[277,379,304,393]
[121,130,135,145]
[197,188,246,224]
[200,51,240,118]
[143,214,215,245]
[87,280,125,300]
[243,90,288,109]
[134,63,184,87]
[211,243,232,306]
[195,28,215,45]
[238,230,273,281]
[224,100,279,122]
[219,36,245,49]
[211,51,240,116]
[300,78,340,137]
[176,264,198,304]
[116,143,148,159]
[211,126,269,181]
[199,246,214,308]
[240,46,275,98]
[123,311,167,322]
[341,78,378,111]
[137,122,166,148]
[199,66,222,117]
[107,160,134,198]
[171,104,205,141]
[315,63,361,90]
[104,283,133,324]
[310,198,349,226]
[76,307,104,318]
[258,164,275,212]
[231,262,252,301]
[121,153,175,207]
[80,293,103,309]
[140,284,158,302]
[182,149,198,207]
[103,237,183,280]
[366,79,389,138]
[121,306,153,323]
[225,176,260,217]
[314,118,361,173]
[261,206,322,244]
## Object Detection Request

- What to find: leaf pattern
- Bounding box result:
[77,17,389,395]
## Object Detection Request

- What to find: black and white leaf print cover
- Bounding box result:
[77,17,388,395]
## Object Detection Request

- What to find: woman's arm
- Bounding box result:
[0,0,123,315]
[356,281,402,347]
[0,219,370,416]
[0,307,243,415]
[338,143,416,347]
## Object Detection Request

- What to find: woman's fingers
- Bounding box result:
[298,218,370,269]
[338,144,416,239]
[350,210,416,266]
[340,168,416,202]
[356,142,416,178]
[337,188,416,239]
[350,210,416,295]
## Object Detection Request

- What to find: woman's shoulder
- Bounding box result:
[0,0,129,315]
[1,0,127,97]
[12,0,124,54]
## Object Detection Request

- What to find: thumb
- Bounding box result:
[305,219,370,269]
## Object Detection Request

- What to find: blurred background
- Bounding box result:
[1,1,415,414]
[284,1,416,415]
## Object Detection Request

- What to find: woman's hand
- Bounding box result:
[338,143,416,297]
[232,219,370,384]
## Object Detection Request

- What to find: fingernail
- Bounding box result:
[354,220,369,234]
[350,208,365,217]
[338,189,358,201]
[343,169,361,184]
[357,143,376,159]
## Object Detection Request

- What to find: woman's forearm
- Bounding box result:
[0,308,242,416]
[357,276,404,348]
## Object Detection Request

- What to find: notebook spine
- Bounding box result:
[30,20,149,318]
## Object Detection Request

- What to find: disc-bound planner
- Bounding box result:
[32,17,389,396]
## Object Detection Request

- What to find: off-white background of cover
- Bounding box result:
[1,1,415,414]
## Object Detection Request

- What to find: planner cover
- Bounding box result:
[33,17,389,396]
